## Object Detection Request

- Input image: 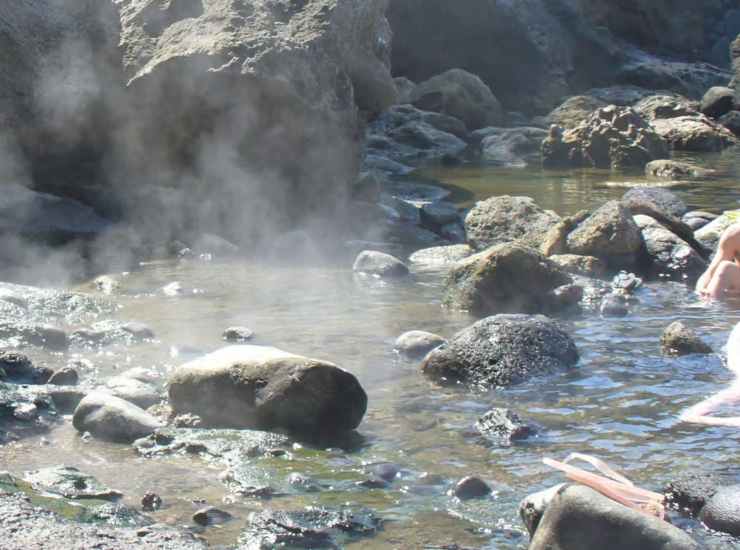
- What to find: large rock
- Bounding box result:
[645,160,714,180]
[700,484,740,537]
[566,201,644,269]
[701,86,736,119]
[622,187,687,218]
[409,69,504,130]
[465,196,560,251]
[478,127,548,167]
[421,314,578,388]
[651,115,737,152]
[542,106,668,169]
[545,96,608,129]
[661,321,713,356]
[633,94,698,121]
[168,346,367,437]
[528,484,700,550]
[634,215,708,281]
[72,392,162,443]
[444,243,572,316]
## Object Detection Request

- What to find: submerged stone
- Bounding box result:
[394,331,446,358]
[661,321,713,356]
[476,408,536,445]
[453,476,491,500]
[24,466,123,501]
[72,392,162,443]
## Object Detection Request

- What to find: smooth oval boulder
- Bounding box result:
[408,244,472,268]
[700,484,740,536]
[549,255,607,278]
[622,187,687,219]
[700,86,736,119]
[72,392,162,443]
[353,251,409,278]
[395,331,446,358]
[478,127,548,167]
[528,484,700,550]
[566,201,643,269]
[651,115,737,152]
[168,346,367,437]
[421,315,578,388]
[444,243,572,316]
[465,196,560,251]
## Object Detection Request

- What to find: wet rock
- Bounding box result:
[622,187,687,219]
[222,327,254,343]
[121,322,155,341]
[287,473,321,493]
[665,471,724,516]
[24,466,122,501]
[549,255,607,278]
[71,321,154,348]
[394,76,416,104]
[444,243,572,316]
[701,87,736,119]
[645,159,714,180]
[661,322,713,356]
[600,295,629,317]
[49,388,87,414]
[695,211,740,250]
[92,275,121,295]
[73,392,163,443]
[47,367,79,386]
[409,69,504,130]
[634,215,707,281]
[192,234,240,258]
[566,201,644,270]
[240,507,381,548]
[353,251,409,278]
[700,485,740,537]
[520,484,566,536]
[104,373,161,410]
[368,463,401,483]
[585,86,655,107]
[465,196,560,251]
[528,484,699,550]
[141,492,162,512]
[14,403,39,422]
[542,106,668,170]
[420,202,459,227]
[545,96,607,129]
[408,245,472,268]
[421,315,578,388]
[476,408,535,445]
[193,506,233,527]
[395,331,446,358]
[439,221,466,243]
[719,110,740,136]
[357,478,388,489]
[453,476,491,500]
[651,115,737,152]
[539,210,591,257]
[682,210,718,232]
[0,351,52,384]
[0,322,68,351]
[168,346,367,438]
[478,127,548,167]
[633,94,698,121]
[611,272,643,295]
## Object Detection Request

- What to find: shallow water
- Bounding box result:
[3,148,740,548]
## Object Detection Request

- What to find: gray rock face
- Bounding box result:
[661,321,713,356]
[528,484,700,550]
[72,392,162,443]
[409,69,503,130]
[645,160,714,180]
[542,106,668,169]
[394,331,446,358]
[479,127,548,167]
[549,254,607,278]
[634,215,707,281]
[353,251,409,278]
[408,244,472,268]
[103,370,161,410]
[566,201,644,269]
[476,408,536,445]
[700,484,740,537]
[168,346,367,437]
[465,196,560,251]
[651,115,737,151]
[545,96,608,129]
[701,86,736,119]
[720,110,740,136]
[444,244,572,317]
[622,188,687,218]
[421,314,578,388]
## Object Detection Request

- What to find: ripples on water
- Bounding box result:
[2,148,740,548]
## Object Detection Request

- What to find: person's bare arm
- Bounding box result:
[697,224,740,295]
[680,383,740,427]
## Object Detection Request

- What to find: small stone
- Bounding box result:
[661,322,712,356]
[353,250,409,278]
[13,403,38,421]
[222,327,254,342]
[476,408,536,445]
[453,476,491,500]
[121,322,155,341]
[600,295,629,317]
[141,492,162,511]
[394,331,446,358]
[192,506,233,526]
[48,367,79,386]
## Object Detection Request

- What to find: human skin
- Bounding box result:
[696,224,740,299]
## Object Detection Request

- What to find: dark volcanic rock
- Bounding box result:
[240,507,381,548]
[542,106,668,170]
[476,408,536,445]
[0,352,52,384]
[168,346,367,437]
[444,243,572,316]
[665,471,725,517]
[528,484,699,550]
[720,110,740,136]
[661,321,713,356]
[222,326,254,343]
[421,315,578,388]
[453,476,491,500]
[47,367,79,386]
[700,485,740,537]
[545,96,608,129]
[465,196,560,251]
[192,506,233,527]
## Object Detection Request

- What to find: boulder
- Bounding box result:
[444,243,572,316]
[408,244,473,268]
[700,484,740,537]
[476,408,536,445]
[528,484,700,550]
[168,346,367,437]
[409,69,504,130]
[520,484,566,536]
[478,127,548,167]
[682,210,718,232]
[24,466,122,501]
[664,471,724,517]
[540,211,591,257]
[720,110,740,136]
[622,187,687,218]
[420,202,459,227]
[695,211,740,250]
[645,160,714,180]
[0,352,52,384]
[634,215,707,281]
[421,314,578,388]
[103,372,161,410]
[353,251,409,278]
[223,327,254,343]
[549,255,607,278]
[660,321,713,356]
[566,201,644,269]
[651,115,737,152]
[0,322,68,351]
[465,196,560,251]
[545,96,607,129]
[542,106,668,169]
[585,86,656,107]
[633,94,698,121]
[394,331,446,358]
[47,367,79,386]
[453,476,491,500]
[72,392,162,443]
[701,86,736,119]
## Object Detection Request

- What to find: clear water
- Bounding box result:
[2,148,740,548]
